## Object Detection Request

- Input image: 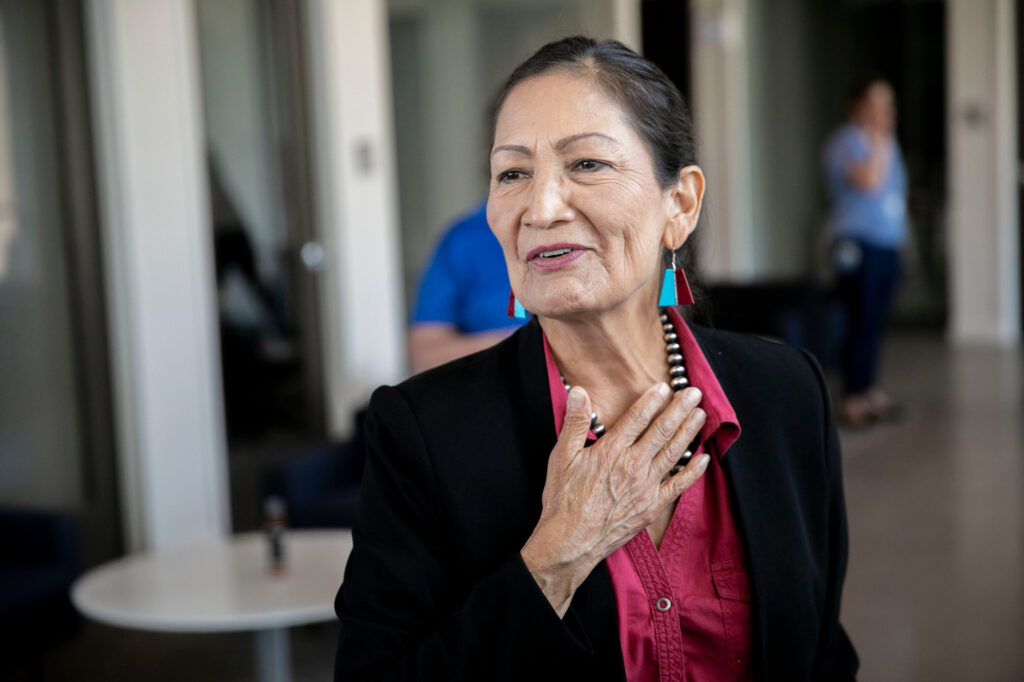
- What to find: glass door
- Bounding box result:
[0,0,121,566]
[195,0,325,530]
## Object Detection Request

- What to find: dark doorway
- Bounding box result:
[195,0,326,531]
[641,0,692,105]
[811,0,948,329]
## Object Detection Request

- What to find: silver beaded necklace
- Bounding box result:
[559,309,690,439]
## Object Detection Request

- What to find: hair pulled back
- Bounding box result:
[490,36,697,190]
[490,36,704,305]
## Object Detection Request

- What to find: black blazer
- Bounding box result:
[334,318,859,681]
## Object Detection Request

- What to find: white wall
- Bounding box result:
[304,0,406,435]
[744,0,822,281]
[947,0,1021,346]
[86,0,230,550]
[690,0,756,283]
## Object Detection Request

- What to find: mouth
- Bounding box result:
[526,243,588,270]
[527,243,588,260]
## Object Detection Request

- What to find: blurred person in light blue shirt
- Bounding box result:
[408,201,526,373]
[823,78,906,427]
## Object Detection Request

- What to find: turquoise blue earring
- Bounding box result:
[659,249,695,306]
[507,290,527,319]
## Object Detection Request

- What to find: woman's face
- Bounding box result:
[487,71,692,320]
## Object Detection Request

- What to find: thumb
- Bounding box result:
[559,386,593,452]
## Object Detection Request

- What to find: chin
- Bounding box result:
[522,286,605,319]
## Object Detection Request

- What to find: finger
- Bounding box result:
[635,387,703,460]
[657,453,711,505]
[650,401,706,477]
[607,382,672,447]
[557,386,594,457]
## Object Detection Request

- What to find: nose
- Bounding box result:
[523,169,573,229]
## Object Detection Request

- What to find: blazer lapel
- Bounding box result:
[514,318,559,497]
[513,318,627,682]
[692,325,784,682]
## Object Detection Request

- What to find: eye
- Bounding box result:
[572,159,608,172]
[497,169,527,184]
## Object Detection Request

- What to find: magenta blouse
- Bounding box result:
[542,308,754,681]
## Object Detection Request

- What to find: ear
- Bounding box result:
[661,165,705,251]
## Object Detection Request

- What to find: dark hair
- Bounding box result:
[846,75,892,115]
[490,36,705,311]
[490,36,696,189]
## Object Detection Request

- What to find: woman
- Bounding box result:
[335,37,858,681]
[823,78,906,427]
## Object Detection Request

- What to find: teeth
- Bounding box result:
[539,248,572,258]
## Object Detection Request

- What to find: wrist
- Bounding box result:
[521,529,594,618]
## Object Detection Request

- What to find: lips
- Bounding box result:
[526,243,588,261]
[526,243,588,270]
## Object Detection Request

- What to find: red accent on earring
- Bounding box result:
[507,290,516,317]
[674,268,695,305]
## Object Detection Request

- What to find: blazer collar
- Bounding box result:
[516,317,559,449]
[690,325,788,681]
[513,317,626,681]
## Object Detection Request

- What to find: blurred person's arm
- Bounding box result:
[845,131,892,193]
[410,213,514,374]
[409,324,514,374]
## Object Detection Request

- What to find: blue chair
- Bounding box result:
[264,409,368,528]
[0,506,80,674]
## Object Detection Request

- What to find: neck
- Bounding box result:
[539,295,669,427]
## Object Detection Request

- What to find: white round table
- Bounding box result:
[72,529,352,682]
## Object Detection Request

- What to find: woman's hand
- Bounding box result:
[520,383,710,617]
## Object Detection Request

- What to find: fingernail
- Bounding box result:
[568,387,584,408]
[699,454,711,468]
[656,382,671,398]
[686,387,703,404]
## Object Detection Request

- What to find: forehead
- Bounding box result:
[492,71,636,148]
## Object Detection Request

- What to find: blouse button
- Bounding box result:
[655,597,672,612]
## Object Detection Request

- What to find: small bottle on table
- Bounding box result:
[263,496,288,577]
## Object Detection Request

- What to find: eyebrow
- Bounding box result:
[490,132,618,157]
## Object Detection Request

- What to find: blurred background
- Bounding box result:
[0,0,1020,680]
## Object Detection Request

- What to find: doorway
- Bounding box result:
[0,0,121,567]
[195,0,325,531]
[641,0,692,105]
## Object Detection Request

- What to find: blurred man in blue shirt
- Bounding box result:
[824,78,906,427]
[409,202,526,372]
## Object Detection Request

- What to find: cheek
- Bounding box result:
[583,180,664,277]
[486,203,523,280]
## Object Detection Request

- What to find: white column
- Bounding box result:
[304,0,405,437]
[85,0,230,550]
[690,0,756,283]
[947,0,1021,346]
[603,0,642,51]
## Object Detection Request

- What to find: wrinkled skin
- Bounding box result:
[487,71,710,617]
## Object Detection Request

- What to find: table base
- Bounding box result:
[254,628,291,682]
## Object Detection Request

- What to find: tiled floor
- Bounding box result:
[838,333,1024,682]
[37,621,339,681]
[29,332,1024,681]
